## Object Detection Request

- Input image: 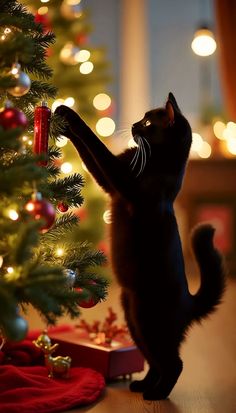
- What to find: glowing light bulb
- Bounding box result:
[0,256,3,268]
[75,49,91,63]
[56,247,64,257]
[8,209,19,221]
[56,135,68,148]
[93,93,111,111]
[103,210,112,224]
[41,0,50,3]
[191,28,217,56]
[96,117,116,137]
[7,267,14,274]
[79,61,94,74]
[61,162,73,174]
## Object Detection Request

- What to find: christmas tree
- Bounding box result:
[22,0,116,251]
[0,0,108,343]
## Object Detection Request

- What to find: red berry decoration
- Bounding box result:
[0,101,28,135]
[25,192,56,233]
[57,201,69,213]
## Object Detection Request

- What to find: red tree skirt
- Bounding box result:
[0,365,105,413]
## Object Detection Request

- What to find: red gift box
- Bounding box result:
[49,329,145,380]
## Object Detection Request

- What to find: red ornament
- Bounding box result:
[75,287,99,309]
[33,102,51,166]
[0,102,28,135]
[57,201,69,213]
[25,192,56,233]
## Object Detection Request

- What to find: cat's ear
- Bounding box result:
[167,92,181,114]
[166,100,175,124]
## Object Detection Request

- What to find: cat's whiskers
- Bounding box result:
[136,138,145,177]
[142,136,152,157]
[130,138,141,170]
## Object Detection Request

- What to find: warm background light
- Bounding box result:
[61,162,73,173]
[93,93,111,111]
[56,135,68,148]
[191,28,217,56]
[79,61,94,74]
[75,49,90,63]
[96,117,115,137]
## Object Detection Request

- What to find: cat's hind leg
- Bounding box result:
[143,353,183,400]
[120,289,161,393]
[129,366,160,392]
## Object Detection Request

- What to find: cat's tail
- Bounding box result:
[191,223,226,322]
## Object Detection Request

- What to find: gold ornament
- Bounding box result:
[60,0,83,20]
[33,330,72,378]
[7,62,31,97]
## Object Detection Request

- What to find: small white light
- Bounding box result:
[61,162,73,174]
[226,137,236,155]
[56,247,64,257]
[7,267,14,274]
[191,132,203,152]
[41,0,50,2]
[198,141,212,158]
[0,256,3,268]
[75,49,91,63]
[79,61,94,74]
[56,135,68,148]
[96,117,116,137]
[213,121,226,140]
[103,210,112,224]
[64,97,75,107]
[93,93,111,111]
[8,209,19,221]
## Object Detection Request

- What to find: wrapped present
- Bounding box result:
[49,308,145,380]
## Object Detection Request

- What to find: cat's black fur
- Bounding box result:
[55,93,226,400]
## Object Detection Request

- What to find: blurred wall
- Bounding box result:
[87,0,222,125]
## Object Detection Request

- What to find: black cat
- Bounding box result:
[55,93,225,400]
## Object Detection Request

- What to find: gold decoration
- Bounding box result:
[33,330,71,378]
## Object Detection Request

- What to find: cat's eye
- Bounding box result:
[144,120,151,127]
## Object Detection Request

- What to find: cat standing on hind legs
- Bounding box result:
[55,93,226,400]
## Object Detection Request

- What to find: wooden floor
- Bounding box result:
[63,277,236,413]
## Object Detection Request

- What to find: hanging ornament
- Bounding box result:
[60,0,83,20]
[33,101,51,166]
[1,315,28,342]
[25,192,56,233]
[57,201,69,213]
[64,269,77,288]
[7,62,31,97]
[75,287,99,308]
[0,101,28,135]
[59,42,80,65]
